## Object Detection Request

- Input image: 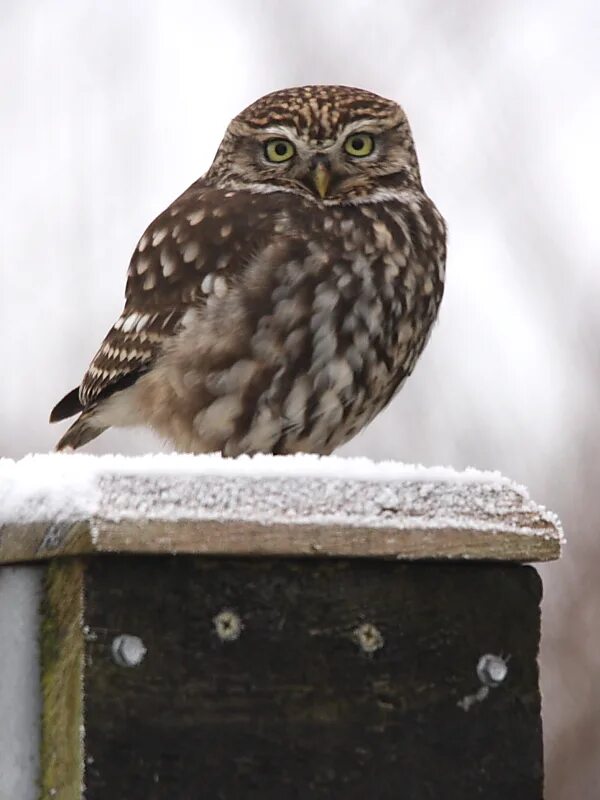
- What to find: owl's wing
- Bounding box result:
[51,181,275,421]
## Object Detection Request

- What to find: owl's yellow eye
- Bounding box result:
[264,138,295,163]
[344,133,375,158]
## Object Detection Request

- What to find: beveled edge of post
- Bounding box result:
[0,453,563,564]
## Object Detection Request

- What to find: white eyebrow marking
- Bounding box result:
[256,119,385,150]
[255,125,326,153]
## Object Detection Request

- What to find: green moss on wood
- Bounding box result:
[40,559,84,800]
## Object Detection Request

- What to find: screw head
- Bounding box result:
[354,622,384,653]
[477,654,508,687]
[213,609,243,642]
[111,634,147,668]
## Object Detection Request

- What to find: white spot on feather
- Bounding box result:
[160,249,177,278]
[201,273,215,294]
[372,220,394,250]
[182,241,199,263]
[213,276,228,298]
[152,228,168,247]
[121,313,140,333]
[360,205,378,220]
[187,210,205,226]
[161,311,177,329]
[135,313,151,333]
[136,256,150,275]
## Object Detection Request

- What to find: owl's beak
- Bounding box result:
[312,160,331,199]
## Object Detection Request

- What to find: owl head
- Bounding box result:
[207,85,422,204]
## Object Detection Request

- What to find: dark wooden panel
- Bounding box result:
[82,557,543,799]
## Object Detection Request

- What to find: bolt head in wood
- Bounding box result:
[477,654,508,687]
[111,634,147,668]
[213,609,243,642]
[354,622,384,653]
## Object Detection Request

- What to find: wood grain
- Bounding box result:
[40,559,84,800]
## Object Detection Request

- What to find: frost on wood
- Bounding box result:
[0,453,563,563]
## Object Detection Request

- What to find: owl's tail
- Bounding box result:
[54,410,108,451]
[50,388,108,451]
[54,409,107,451]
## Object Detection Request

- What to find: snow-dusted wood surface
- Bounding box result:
[0,454,562,563]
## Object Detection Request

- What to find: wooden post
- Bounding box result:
[0,454,562,800]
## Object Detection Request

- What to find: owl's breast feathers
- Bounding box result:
[67,183,442,454]
[52,181,445,453]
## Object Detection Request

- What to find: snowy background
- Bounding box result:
[1,1,598,796]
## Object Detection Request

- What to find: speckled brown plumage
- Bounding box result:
[51,85,446,454]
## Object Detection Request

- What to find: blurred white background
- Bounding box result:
[1,1,598,795]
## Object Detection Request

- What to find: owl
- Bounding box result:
[51,85,446,456]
